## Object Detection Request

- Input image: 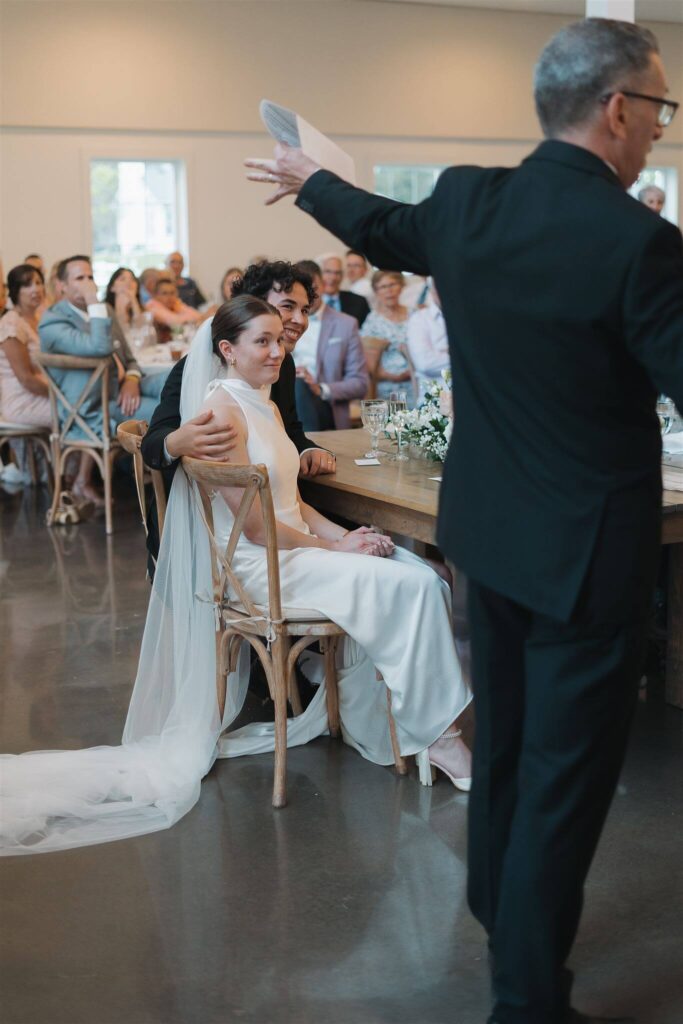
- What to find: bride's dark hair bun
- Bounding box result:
[211,295,280,361]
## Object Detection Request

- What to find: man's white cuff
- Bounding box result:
[88,303,109,319]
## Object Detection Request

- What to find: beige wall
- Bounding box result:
[1,0,681,287]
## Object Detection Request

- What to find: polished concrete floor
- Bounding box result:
[1,484,682,1024]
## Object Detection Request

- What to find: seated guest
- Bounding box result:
[166,251,206,309]
[361,271,412,402]
[0,264,51,427]
[39,255,168,443]
[146,276,203,343]
[638,184,666,215]
[220,266,243,302]
[105,267,144,330]
[292,260,368,431]
[139,267,161,306]
[24,254,45,276]
[344,249,373,302]
[401,274,429,310]
[318,253,370,327]
[406,280,450,396]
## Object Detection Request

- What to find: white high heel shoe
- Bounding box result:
[416,729,472,792]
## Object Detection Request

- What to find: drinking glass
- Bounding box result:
[657,395,675,436]
[389,391,409,460]
[360,400,388,458]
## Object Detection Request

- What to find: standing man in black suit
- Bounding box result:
[318,253,371,326]
[247,19,682,1024]
[140,261,336,563]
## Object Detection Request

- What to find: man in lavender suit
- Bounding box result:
[291,260,368,431]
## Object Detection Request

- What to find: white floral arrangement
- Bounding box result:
[385,369,453,462]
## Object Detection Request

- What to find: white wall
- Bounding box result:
[1,0,681,289]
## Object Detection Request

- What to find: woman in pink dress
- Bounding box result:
[0,264,51,427]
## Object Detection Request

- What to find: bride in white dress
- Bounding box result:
[0,297,471,856]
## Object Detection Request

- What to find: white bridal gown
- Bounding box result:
[210,377,471,766]
[0,365,470,855]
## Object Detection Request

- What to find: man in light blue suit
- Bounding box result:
[39,255,167,442]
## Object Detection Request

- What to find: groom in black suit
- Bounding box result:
[141,261,335,562]
[246,19,682,1024]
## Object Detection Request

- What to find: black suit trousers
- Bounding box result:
[466,581,646,1024]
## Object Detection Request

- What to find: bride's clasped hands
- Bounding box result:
[328,527,395,557]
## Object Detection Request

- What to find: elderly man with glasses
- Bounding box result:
[248,17,682,1024]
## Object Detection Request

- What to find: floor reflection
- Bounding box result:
[1,486,682,1024]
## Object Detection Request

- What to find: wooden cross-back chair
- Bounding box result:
[181,455,407,809]
[116,419,167,556]
[37,352,120,534]
[0,423,54,491]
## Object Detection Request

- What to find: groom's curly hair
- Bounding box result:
[231,259,316,306]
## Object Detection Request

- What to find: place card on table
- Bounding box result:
[355,458,381,466]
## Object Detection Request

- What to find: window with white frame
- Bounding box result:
[90,159,187,287]
[628,166,679,224]
[374,164,446,204]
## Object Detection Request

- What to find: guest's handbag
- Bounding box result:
[48,490,92,526]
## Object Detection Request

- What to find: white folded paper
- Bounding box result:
[355,458,381,466]
[260,99,356,184]
[662,432,683,455]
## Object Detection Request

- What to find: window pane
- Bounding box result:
[90,159,185,287]
[374,164,445,204]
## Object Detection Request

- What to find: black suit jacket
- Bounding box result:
[338,290,370,327]
[296,141,683,624]
[140,351,322,559]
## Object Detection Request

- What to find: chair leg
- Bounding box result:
[288,668,303,716]
[103,450,113,535]
[35,438,54,494]
[386,685,408,776]
[47,443,64,527]
[26,442,38,485]
[322,637,341,738]
[216,629,227,722]
[271,636,288,809]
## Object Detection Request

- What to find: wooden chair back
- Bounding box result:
[116,419,168,543]
[37,353,113,450]
[361,336,389,399]
[36,352,120,533]
[181,457,283,625]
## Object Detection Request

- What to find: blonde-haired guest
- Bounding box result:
[360,270,412,402]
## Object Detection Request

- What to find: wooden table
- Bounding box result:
[301,430,683,708]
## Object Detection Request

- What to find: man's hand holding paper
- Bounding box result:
[245,142,320,205]
[245,98,356,204]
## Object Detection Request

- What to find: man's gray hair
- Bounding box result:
[638,184,665,202]
[534,18,659,138]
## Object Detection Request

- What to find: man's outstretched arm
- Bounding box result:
[245,144,433,276]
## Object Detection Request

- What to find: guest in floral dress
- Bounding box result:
[361,270,413,405]
[0,264,51,427]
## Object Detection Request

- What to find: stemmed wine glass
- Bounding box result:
[360,400,389,458]
[389,390,409,461]
[657,395,675,436]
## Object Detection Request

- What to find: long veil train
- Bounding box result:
[0,321,326,856]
